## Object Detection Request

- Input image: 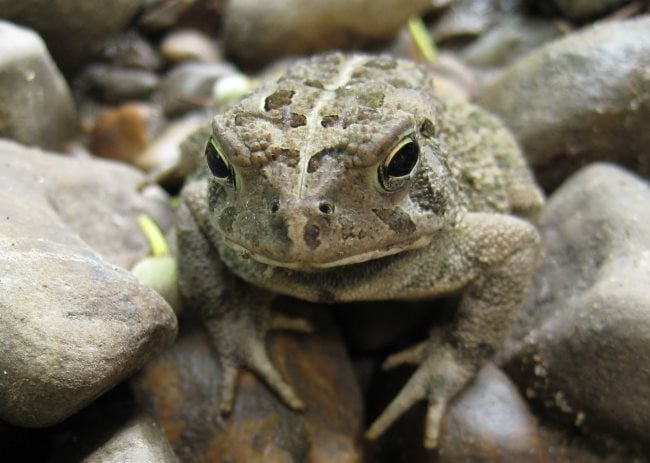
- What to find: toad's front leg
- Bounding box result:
[176,200,307,415]
[366,212,541,448]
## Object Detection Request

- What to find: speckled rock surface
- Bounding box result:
[502,163,650,445]
[222,0,433,68]
[0,0,148,72]
[479,16,650,190]
[0,140,177,427]
[0,21,76,150]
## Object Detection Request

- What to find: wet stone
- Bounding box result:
[0,140,177,427]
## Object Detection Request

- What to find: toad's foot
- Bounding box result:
[365,339,474,449]
[206,312,312,415]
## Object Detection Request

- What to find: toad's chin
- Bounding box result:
[220,235,433,271]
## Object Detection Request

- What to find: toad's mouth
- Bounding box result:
[220,235,432,270]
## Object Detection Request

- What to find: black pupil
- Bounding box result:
[205,141,230,178]
[386,141,419,177]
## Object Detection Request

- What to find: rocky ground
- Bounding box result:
[0,0,649,462]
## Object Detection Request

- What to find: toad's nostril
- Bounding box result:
[318,201,334,215]
[270,201,280,214]
[303,223,321,249]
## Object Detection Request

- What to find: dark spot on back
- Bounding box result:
[303,223,321,249]
[272,148,300,168]
[321,115,339,128]
[304,79,324,89]
[372,208,416,235]
[358,91,385,109]
[264,89,295,111]
[364,57,398,70]
[289,113,307,127]
[219,207,237,233]
[388,78,412,88]
[307,148,335,173]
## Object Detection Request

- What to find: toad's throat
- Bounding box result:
[221,235,433,270]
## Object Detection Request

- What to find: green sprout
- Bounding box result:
[137,214,169,258]
[408,16,438,62]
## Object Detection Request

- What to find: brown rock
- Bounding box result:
[89,102,161,168]
[132,303,363,462]
[222,0,433,68]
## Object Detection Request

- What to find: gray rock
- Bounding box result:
[47,391,178,463]
[102,30,163,71]
[439,365,547,463]
[79,412,178,462]
[0,21,76,150]
[479,17,650,190]
[461,15,563,68]
[0,0,147,72]
[432,0,504,43]
[554,0,628,20]
[138,0,197,30]
[159,61,235,116]
[502,163,650,444]
[0,139,177,427]
[85,65,159,103]
[222,0,432,68]
[11,142,174,270]
[367,363,547,462]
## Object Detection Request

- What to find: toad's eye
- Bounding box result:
[378,136,419,192]
[205,137,232,182]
